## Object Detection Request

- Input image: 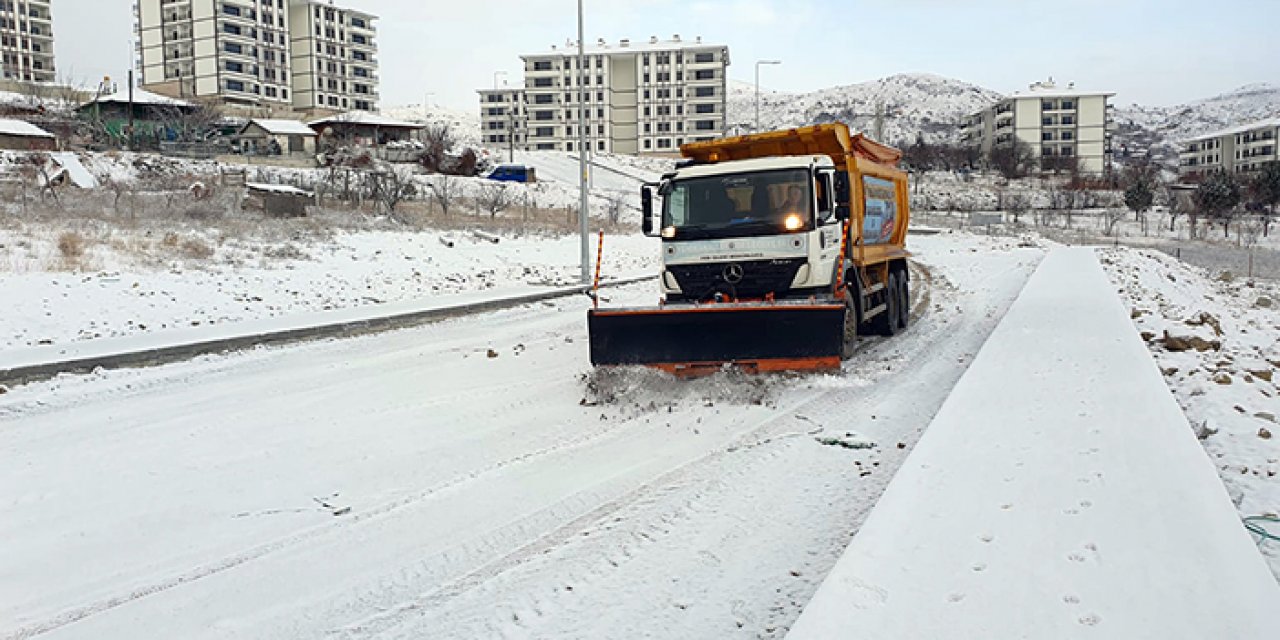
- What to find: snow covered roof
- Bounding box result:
[525,37,725,57]
[246,182,313,196]
[0,118,54,138]
[1182,116,1280,143]
[244,119,317,136]
[1008,88,1116,100]
[83,87,195,109]
[307,112,422,129]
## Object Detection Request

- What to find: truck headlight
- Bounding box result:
[661,226,677,239]
[784,214,804,231]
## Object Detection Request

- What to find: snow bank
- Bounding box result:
[789,248,1280,638]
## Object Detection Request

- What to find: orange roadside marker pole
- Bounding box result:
[592,230,605,309]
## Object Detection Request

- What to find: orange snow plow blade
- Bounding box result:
[587,302,846,376]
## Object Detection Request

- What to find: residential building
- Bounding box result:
[1,0,55,83]
[962,79,1115,176]
[135,0,378,115]
[136,0,293,109]
[477,87,527,154]
[1178,118,1279,179]
[288,0,378,115]
[480,35,730,155]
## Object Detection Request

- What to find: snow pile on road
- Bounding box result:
[1101,247,1280,576]
[0,229,660,350]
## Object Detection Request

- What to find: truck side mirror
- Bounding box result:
[834,172,850,203]
[641,186,656,236]
[833,173,851,221]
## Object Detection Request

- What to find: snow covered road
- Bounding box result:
[1,234,1045,639]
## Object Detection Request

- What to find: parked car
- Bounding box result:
[486,164,536,184]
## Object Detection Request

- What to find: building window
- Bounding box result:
[695,103,715,114]
[657,138,672,149]
[695,52,715,63]
[694,87,715,97]
[693,69,715,80]
[534,60,553,71]
[695,120,717,131]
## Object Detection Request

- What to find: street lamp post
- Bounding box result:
[577,0,590,284]
[754,59,781,133]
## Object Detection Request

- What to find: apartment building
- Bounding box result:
[136,0,377,115]
[477,87,527,152]
[963,80,1115,176]
[1,0,55,83]
[1178,117,1279,179]
[288,0,378,115]
[479,36,729,155]
[137,0,293,109]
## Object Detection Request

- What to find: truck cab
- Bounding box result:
[649,155,845,303]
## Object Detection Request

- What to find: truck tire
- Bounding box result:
[872,272,899,337]
[840,285,860,361]
[897,273,911,331]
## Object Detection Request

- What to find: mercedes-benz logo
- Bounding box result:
[723,263,745,284]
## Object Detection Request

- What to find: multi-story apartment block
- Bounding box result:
[476,87,527,153]
[962,80,1115,176]
[136,0,377,115]
[1,0,55,84]
[1178,118,1279,179]
[137,0,293,109]
[480,35,729,155]
[288,0,378,115]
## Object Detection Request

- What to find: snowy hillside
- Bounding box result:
[1113,82,1280,163]
[389,76,1278,168]
[726,73,1002,146]
[381,103,483,148]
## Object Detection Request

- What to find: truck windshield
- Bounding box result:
[662,169,812,240]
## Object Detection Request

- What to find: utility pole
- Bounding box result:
[127,69,135,150]
[577,0,590,284]
[754,59,781,133]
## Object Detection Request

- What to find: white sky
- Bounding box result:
[57,0,1279,111]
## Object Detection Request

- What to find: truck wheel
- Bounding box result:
[872,272,899,337]
[897,274,911,331]
[841,286,859,360]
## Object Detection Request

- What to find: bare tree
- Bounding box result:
[1195,169,1242,238]
[1003,192,1030,225]
[603,192,627,225]
[1163,184,1186,233]
[1249,161,1280,237]
[989,139,1036,179]
[1102,208,1128,236]
[427,174,458,217]
[156,99,223,146]
[420,124,456,173]
[477,181,514,218]
[373,167,417,214]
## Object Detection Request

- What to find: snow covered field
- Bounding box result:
[0,227,658,350]
[1,232,1047,639]
[1101,247,1280,575]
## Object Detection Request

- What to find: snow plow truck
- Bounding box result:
[588,123,912,375]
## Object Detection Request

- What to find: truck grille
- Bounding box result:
[668,258,806,301]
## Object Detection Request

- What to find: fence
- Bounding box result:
[914,209,1280,280]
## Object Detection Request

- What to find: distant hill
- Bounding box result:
[726,73,1002,146]
[385,76,1279,167]
[1112,82,1280,164]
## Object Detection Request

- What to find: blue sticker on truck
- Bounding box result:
[862,176,897,245]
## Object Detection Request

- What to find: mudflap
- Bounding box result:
[587,303,846,375]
